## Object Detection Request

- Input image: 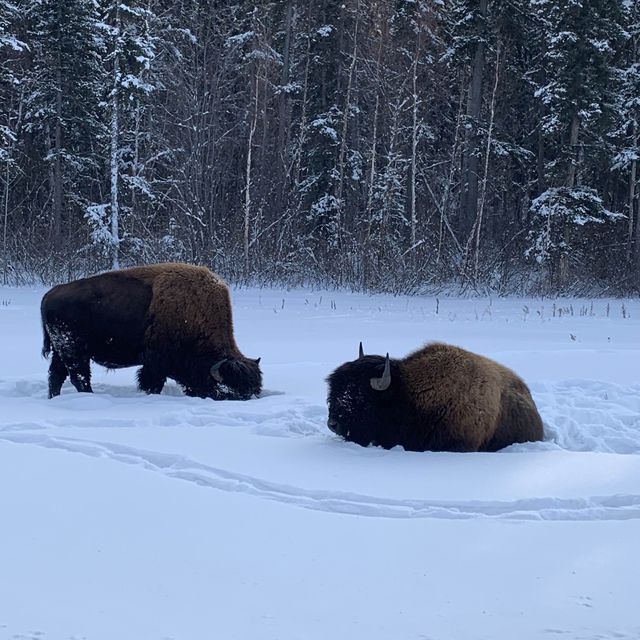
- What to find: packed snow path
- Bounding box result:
[1,287,639,639]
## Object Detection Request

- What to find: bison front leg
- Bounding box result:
[48,350,68,398]
[182,385,210,399]
[137,352,166,394]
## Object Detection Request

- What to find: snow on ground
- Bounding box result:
[1,285,639,639]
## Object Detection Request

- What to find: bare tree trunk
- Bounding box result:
[52,24,63,251]
[335,0,360,250]
[460,0,488,241]
[627,121,637,263]
[628,159,637,262]
[110,5,121,270]
[277,0,294,167]
[2,160,9,285]
[536,120,546,194]
[290,32,311,191]
[631,25,640,276]
[365,32,383,250]
[437,78,465,266]
[132,100,141,221]
[131,0,151,228]
[560,111,581,287]
[634,156,640,274]
[244,71,259,277]
[410,33,421,251]
[110,96,120,269]
[474,41,500,280]
[3,84,24,284]
[631,150,639,272]
[276,28,312,262]
[566,113,580,188]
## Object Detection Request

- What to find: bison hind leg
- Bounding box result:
[48,350,68,398]
[137,364,166,395]
[485,390,544,451]
[48,325,92,395]
[68,361,92,394]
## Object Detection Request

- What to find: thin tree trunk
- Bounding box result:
[110,5,121,270]
[277,0,294,166]
[410,33,421,251]
[270,2,295,239]
[320,0,328,110]
[634,157,640,273]
[335,0,360,250]
[278,29,312,260]
[437,77,465,266]
[2,160,9,285]
[244,70,259,277]
[631,157,637,255]
[290,32,311,191]
[52,21,63,251]
[132,100,141,220]
[632,23,640,275]
[537,120,546,194]
[566,113,580,188]
[131,0,151,228]
[560,111,581,287]
[628,158,637,262]
[474,40,500,280]
[365,32,383,249]
[627,121,637,263]
[460,0,488,242]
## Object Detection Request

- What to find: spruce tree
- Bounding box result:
[24,0,103,254]
[529,0,626,289]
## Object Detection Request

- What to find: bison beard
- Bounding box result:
[41,263,262,401]
[326,342,544,452]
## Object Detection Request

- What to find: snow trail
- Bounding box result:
[2,431,640,521]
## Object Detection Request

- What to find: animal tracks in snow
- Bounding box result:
[2,377,640,452]
[1,376,639,522]
[530,380,640,454]
[0,377,326,437]
[1,432,640,522]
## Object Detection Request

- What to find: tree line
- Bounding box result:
[1,0,639,294]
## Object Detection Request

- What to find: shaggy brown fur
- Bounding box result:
[327,342,544,452]
[41,263,262,400]
[136,263,242,357]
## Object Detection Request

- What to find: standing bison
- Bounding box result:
[41,263,262,400]
[327,342,544,452]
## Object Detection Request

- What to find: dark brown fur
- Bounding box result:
[41,263,262,400]
[327,343,544,452]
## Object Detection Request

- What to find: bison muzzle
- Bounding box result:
[41,263,262,400]
[327,342,544,452]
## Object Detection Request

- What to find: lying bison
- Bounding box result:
[327,342,543,452]
[41,263,262,400]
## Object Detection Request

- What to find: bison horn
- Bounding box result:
[358,342,364,359]
[370,354,391,391]
[210,359,227,382]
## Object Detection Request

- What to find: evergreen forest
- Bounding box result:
[1,0,639,294]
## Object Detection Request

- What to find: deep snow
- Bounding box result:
[0,286,639,639]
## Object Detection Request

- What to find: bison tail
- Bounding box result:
[41,310,51,359]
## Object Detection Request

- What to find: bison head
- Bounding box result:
[326,343,406,448]
[210,356,262,400]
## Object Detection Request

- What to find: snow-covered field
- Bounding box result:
[1,285,639,640]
